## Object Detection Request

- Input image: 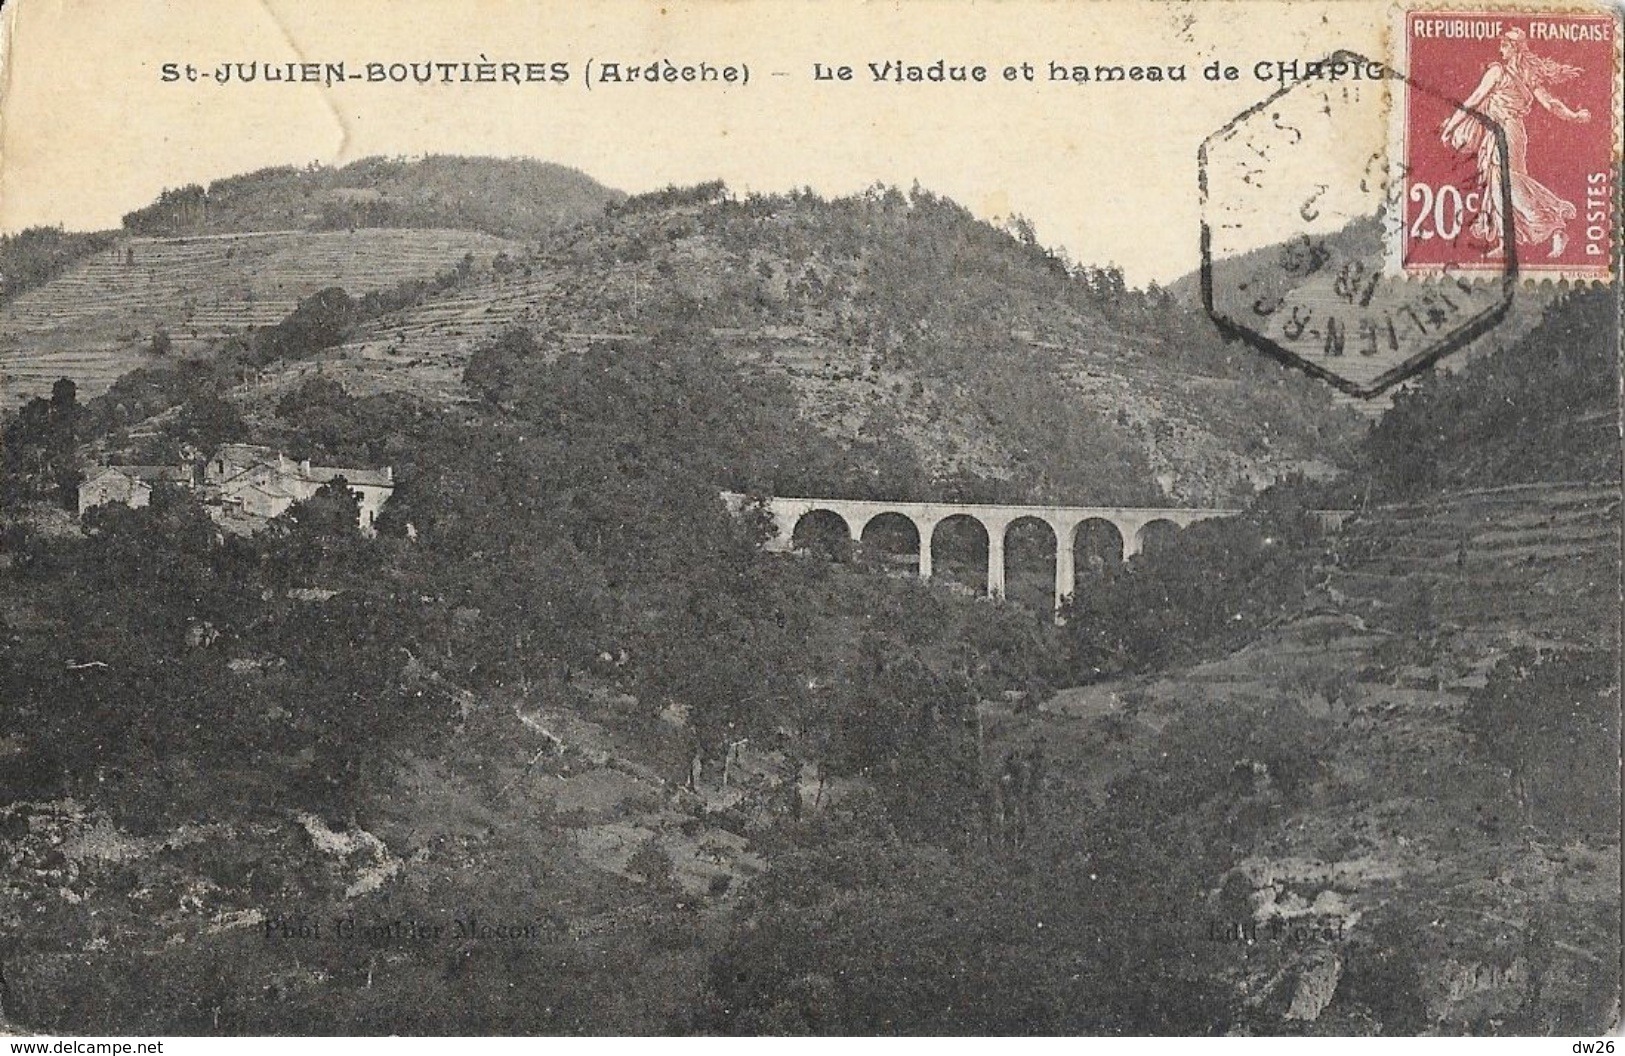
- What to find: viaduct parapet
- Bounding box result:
[722,492,1246,615]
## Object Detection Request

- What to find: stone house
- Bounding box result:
[206,445,393,532]
[81,444,393,533]
[76,464,193,516]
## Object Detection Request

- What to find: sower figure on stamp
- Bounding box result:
[1440,27,1591,259]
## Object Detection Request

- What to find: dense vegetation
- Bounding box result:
[0,295,1343,1031]
[1465,648,1618,835]
[1,320,1050,816]
[1054,286,1620,679]
[1,379,82,507]
[0,227,116,303]
[1061,483,1331,678]
[1358,287,1619,497]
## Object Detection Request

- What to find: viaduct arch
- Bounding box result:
[722,492,1245,616]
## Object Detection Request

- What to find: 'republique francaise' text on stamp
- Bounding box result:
[1391,6,1622,282]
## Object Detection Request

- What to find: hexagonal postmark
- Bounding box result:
[1199,51,1516,399]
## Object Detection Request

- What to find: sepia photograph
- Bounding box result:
[0,0,1619,1040]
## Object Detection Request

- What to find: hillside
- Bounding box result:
[1020,283,1621,1032]
[0,155,624,408]
[1006,479,1619,1033]
[120,155,621,241]
[0,229,521,406]
[9,477,1611,1034]
[1169,218,1570,415]
[0,326,1090,1032]
[233,184,1365,506]
[1358,287,1621,494]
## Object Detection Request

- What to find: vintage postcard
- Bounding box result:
[0,0,1619,1042]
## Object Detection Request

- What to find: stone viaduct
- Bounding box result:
[722,492,1246,614]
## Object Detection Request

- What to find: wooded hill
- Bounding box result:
[1356,286,1620,494]
[119,155,621,242]
[243,182,1367,506]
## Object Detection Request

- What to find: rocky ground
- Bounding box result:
[998,481,1620,1033]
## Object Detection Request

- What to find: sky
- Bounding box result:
[0,0,1393,286]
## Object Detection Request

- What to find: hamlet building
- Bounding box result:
[79,443,394,534]
[77,464,194,516]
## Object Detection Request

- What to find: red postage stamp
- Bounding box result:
[1392,7,1622,280]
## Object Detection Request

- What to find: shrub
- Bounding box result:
[1463,648,1619,834]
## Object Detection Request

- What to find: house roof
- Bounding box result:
[126,465,191,481]
[215,461,279,489]
[89,446,393,507]
[215,443,277,463]
[298,465,393,488]
[234,477,305,501]
[209,445,392,491]
[87,465,189,483]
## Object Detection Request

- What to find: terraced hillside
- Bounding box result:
[307,269,571,400]
[0,229,520,406]
[1027,479,1620,1031]
[1328,484,1619,650]
[247,188,1361,506]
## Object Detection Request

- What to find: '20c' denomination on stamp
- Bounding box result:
[1392,6,1622,282]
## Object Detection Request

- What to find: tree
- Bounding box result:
[1464,649,1619,831]
[276,375,351,421]
[0,378,80,507]
[253,287,358,362]
[457,536,611,687]
[815,631,985,844]
[463,327,545,407]
[635,582,800,773]
[161,391,247,452]
[121,183,208,235]
[46,380,80,505]
[262,479,368,585]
